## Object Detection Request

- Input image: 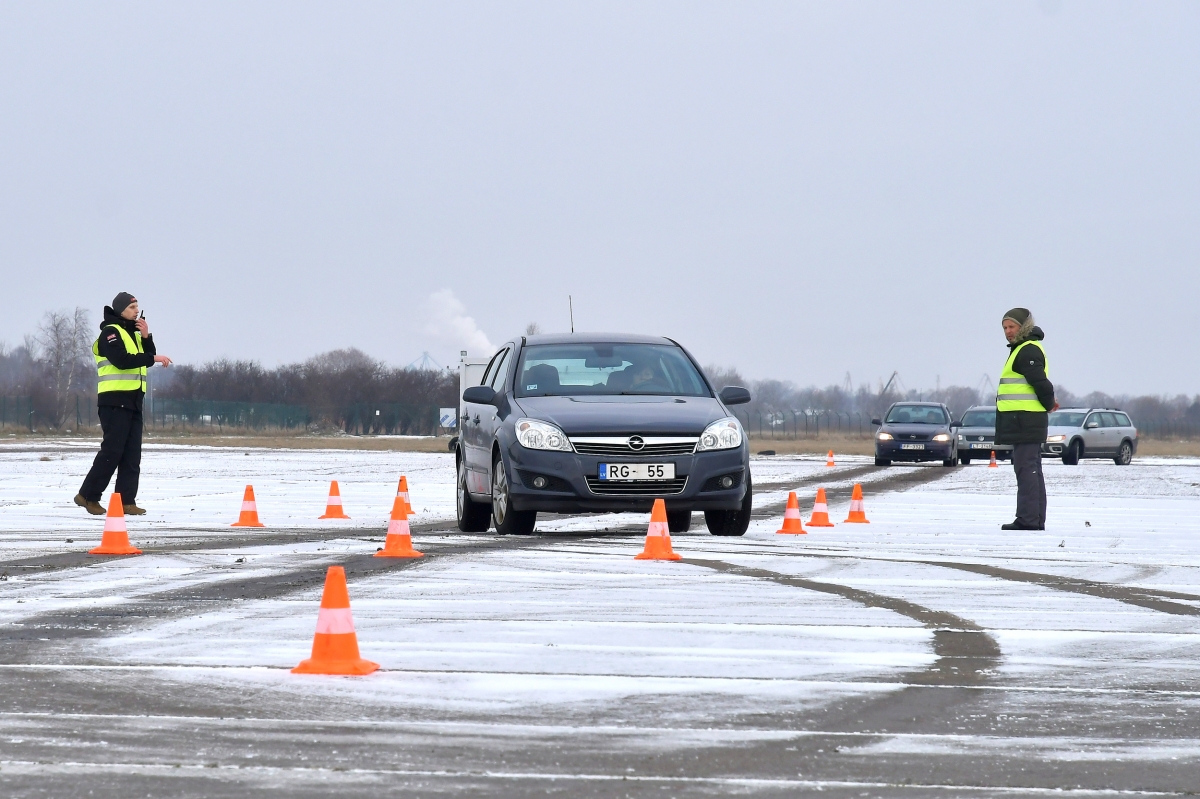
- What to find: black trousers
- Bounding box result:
[79,406,143,503]
[1011,442,1047,528]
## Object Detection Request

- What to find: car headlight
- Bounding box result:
[1046,434,1066,443]
[515,418,572,452]
[877,432,894,441]
[933,434,950,442]
[697,418,743,451]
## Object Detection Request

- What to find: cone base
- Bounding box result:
[319,512,351,520]
[776,528,807,534]
[374,548,424,559]
[89,545,142,555]
[634,551,682,560]
[807,521,835,528]
[231,521,266,528]
[844,518,870,524]
[291,657,380,676]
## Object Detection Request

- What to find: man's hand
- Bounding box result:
[1051,402,1060,411]
[154,355,173,367]
[135,318,150,337]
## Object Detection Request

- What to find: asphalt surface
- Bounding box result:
[3,460,1200,797]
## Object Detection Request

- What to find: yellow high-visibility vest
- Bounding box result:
[93,325,147,394]
[996,340,1048,412]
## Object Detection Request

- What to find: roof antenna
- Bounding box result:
[569,295,574,333]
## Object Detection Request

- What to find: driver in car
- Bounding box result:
[627,360,669,393]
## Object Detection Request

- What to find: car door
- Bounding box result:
[479,345,514,490]
[464,349,505,494]
[1081,412,1104,454]
[1099,412,1122,454]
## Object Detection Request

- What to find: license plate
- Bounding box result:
[598,463,675,481]
[969,443,993,449]
[901,443,924,450]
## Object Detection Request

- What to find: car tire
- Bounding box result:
[942,456,955,467]
[874,457,891,467]
[959,454,972,465]
[667,510,692,533]
[1113,440,1133,466]
[456,457,492,533]
[491,453,536,535]
[704,470,752,537]
[1062,439,1082,466]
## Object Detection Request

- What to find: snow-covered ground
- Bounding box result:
[2,441,1200,794]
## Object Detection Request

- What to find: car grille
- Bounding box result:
[895,433,931,442]
[585,477,689,496]
[570,437,697,457]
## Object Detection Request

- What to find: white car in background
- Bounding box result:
[1043,408,1138,465]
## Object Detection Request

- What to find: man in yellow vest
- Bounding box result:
[995,307,1057,531]
[74,293,173,515]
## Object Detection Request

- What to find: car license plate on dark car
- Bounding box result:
[599,463,675,481]
[900,443,924,450]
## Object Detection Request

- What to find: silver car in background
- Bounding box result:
[954,405,1011,465]
[1043,408,1138,465]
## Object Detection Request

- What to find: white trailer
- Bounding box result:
[449,353,492,452]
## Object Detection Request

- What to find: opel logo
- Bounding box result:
[627,435,645,451]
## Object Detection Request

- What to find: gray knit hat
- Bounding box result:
[1002,307,1031,325]
[112,292,136,315]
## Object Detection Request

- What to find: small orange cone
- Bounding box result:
[808,487,835,527]
[826,450,836,467]
[292,566,379,676]
[89,493,142,555]
[635,499,682,561]
[375,495,424,558]
[776,492,807,534]
[988,451,998,468]
[843,483,870,523]
[318,480,351,519]
[396,476,414,515]
[231,485,266,528]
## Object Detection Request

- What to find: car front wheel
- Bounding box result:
[959,454,972,465]
[704,470,752,536]
[1113,440,1133,466]
[491,454,537,535]
[1062,439,1082,466]
[457,457,492,533]
[667,510,692,533]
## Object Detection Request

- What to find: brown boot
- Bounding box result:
[74,494,105,516]
[123,504,147,516]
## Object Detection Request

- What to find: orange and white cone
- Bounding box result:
[988,451,998,468]
[396,476,413,516]
[634,498,682,561]
[292,566,379,676]
[776,491,807,534]
[843,483,870,523]
[375,495,424,558]
[808,487,835,527]
[826,450,836,467]
[319,480,350,519]
[231,485,265,528]
[89,493,142,555]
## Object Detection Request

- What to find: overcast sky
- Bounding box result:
[2,1,1197,396]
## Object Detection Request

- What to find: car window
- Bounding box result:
[488,348,512,391]
[1100,412,1121,428]
[1048,411,1086,427]
[514,343,710,398]
[959,410,996,427]
[1113,413,1132,427]
[1084,413,1102,428]
[885,405,947,424]
[479,349,504,387]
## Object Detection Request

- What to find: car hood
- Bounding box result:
[882,423,950,437]
[1047,426,1082,435]
[957,426,996,437]
[513,395,727,436]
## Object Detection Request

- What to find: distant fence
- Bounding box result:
[0,396,34,431]
[1137,418,1199,440]
[149,399,309,431]
[733,410,873,439]
[341,404,440,436]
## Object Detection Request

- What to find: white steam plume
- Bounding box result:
[423,289,496,356]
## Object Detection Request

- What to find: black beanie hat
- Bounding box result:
[112,292,136,315]
[1002,307,1030,325]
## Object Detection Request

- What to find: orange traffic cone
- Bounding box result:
[292,566,379,676]
[808,487,835,527]
[635,499,682,561]
[826,450,835,467]
[776,492,807,534]
[396,475,413,515]
[375,495,424,558]
[843,483,870,523]
[318,481,350,519]
[89,493,142,555]
[988,451,998,468]
[231,485,265,528]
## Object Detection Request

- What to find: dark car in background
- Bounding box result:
[955,405,1011,465]
[872,402,957,467]
[457,333,754,537]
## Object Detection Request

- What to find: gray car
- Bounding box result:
[1043,408,1138,465]
[954,405,1012,465]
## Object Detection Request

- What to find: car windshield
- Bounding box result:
[514,343,710,398]
[1048,411,1087,427]
[885,405,947,424]
[959,410,996,427]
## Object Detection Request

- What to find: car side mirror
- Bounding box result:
[718,386,752,406]
[462,386,497,405]
[1086,421,1099,429]
[871,418,882,426]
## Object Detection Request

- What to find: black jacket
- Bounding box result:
[95,307,157,410]
[995,326,1055,446]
